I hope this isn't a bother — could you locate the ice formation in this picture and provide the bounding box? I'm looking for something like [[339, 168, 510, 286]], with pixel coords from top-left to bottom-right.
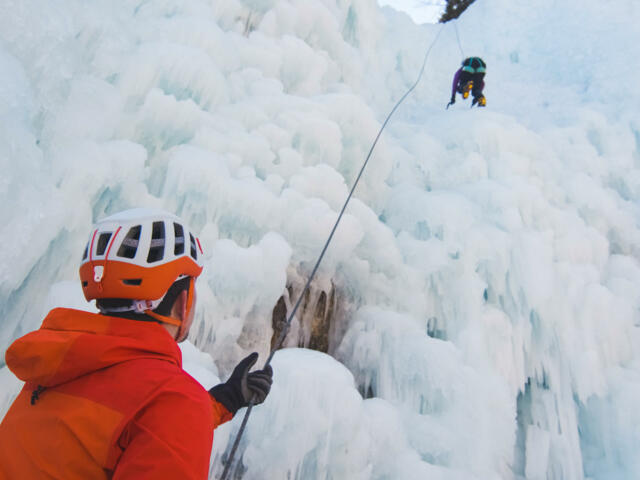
[[378, 0, 446, 24], [1, 0, 639, 479]]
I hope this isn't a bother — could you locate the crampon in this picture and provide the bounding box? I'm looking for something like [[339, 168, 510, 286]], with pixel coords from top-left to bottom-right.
[[472, 95, 486, 107]]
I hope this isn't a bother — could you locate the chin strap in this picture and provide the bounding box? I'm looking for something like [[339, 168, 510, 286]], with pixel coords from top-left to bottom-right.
[[144, 277, 194, 330], [145, 310, 182, 327]]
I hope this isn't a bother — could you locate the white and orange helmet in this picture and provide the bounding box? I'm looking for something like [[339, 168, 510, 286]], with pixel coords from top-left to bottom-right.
[[79, 208, 203, 325]]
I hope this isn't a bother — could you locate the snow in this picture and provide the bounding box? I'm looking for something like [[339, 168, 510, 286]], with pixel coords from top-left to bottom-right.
[[1, 0, 640, 479], [99, 207, 183, 223], [378, 0, 445, 24]]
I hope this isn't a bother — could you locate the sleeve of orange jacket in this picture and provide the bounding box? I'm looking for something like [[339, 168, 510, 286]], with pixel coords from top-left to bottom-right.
[[113, 382, 230, 480], [212, 395, 234, 425]]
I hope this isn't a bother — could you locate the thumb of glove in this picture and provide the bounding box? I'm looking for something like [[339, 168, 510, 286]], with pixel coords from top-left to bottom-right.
[[230, 352, 259, 402], [231, 352, 258, 379]]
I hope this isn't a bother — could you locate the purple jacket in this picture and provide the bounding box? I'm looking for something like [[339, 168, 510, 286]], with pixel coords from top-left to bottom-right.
[[451, 68, 462, 99], [451, 67, 485, 99]]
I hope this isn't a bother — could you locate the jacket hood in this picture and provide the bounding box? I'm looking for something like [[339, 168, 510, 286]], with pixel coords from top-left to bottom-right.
[[5, 308, 182, 387]]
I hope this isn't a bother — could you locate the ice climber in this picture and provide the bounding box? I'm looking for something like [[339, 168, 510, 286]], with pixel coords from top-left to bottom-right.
[[0, 208, 273, 479], [447, 57, 487, 108]]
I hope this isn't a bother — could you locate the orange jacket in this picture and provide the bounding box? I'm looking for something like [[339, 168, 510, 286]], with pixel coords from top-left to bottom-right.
[[0, 308, 232, 479]]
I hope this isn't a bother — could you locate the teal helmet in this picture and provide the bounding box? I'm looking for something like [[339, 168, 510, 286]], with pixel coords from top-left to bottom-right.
[[461, 57, 486, 74]]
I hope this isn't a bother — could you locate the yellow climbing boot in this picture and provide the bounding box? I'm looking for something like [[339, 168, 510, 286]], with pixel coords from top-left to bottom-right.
[[472, 95, 486, 108], [462, 81, 473, 99]]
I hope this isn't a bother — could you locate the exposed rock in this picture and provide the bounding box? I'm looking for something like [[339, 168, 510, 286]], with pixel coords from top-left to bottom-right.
[[270, 279, 339, 355]]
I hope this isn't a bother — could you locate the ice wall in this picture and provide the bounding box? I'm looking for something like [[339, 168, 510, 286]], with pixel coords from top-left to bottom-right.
[[378, 0, 446, 24], [1, 0, 639, 479]]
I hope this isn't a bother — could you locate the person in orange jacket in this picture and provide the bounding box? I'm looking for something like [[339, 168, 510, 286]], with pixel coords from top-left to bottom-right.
[[0, 208, 273, 479]]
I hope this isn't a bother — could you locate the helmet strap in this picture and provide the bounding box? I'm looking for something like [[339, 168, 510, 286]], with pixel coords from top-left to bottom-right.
[[144, 277, 195, 335], [186, 277, 194, 314], [145, 309, 182, 327]]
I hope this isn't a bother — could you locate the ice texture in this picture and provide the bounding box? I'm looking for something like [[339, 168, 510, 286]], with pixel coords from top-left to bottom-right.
[[378, 0, 446, 24], [1, 0, 639, 479]]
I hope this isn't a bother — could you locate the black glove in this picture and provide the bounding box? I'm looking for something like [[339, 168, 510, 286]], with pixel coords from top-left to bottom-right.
[[209, 352, 273, 414], [446, 97, 455, 109]]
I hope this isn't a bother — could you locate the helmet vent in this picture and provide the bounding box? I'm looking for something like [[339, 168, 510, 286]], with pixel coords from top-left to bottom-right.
[[189, 233, 198, 260], [117, 225, 141, 259], [174, 223, 185, 255], [122, 279, 142, 286], [96, 233, 113, 256], [147, 221, 166, 263]]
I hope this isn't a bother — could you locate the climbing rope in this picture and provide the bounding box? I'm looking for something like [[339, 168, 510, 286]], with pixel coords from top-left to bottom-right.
[[218, 23, 446, 480], [454, 21, 465, 58]]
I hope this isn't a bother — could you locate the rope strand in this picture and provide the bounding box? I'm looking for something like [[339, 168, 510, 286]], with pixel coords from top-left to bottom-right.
[[454, 21, 465, 58], [218, 24, 446, 480]]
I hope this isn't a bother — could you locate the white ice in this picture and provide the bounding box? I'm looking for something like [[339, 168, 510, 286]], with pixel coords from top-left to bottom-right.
[[1, 0, 639, 479], [378, 0, 446, 24]]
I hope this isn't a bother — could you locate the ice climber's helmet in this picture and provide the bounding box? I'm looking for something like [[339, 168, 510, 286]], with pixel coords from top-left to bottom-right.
[[461, 57, 486, 74], [79, 208, 204, 325]]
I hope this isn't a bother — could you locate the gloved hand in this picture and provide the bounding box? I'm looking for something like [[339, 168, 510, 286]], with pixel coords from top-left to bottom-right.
[[209, 352, 273, 414], [446, 97, 455, 109]]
